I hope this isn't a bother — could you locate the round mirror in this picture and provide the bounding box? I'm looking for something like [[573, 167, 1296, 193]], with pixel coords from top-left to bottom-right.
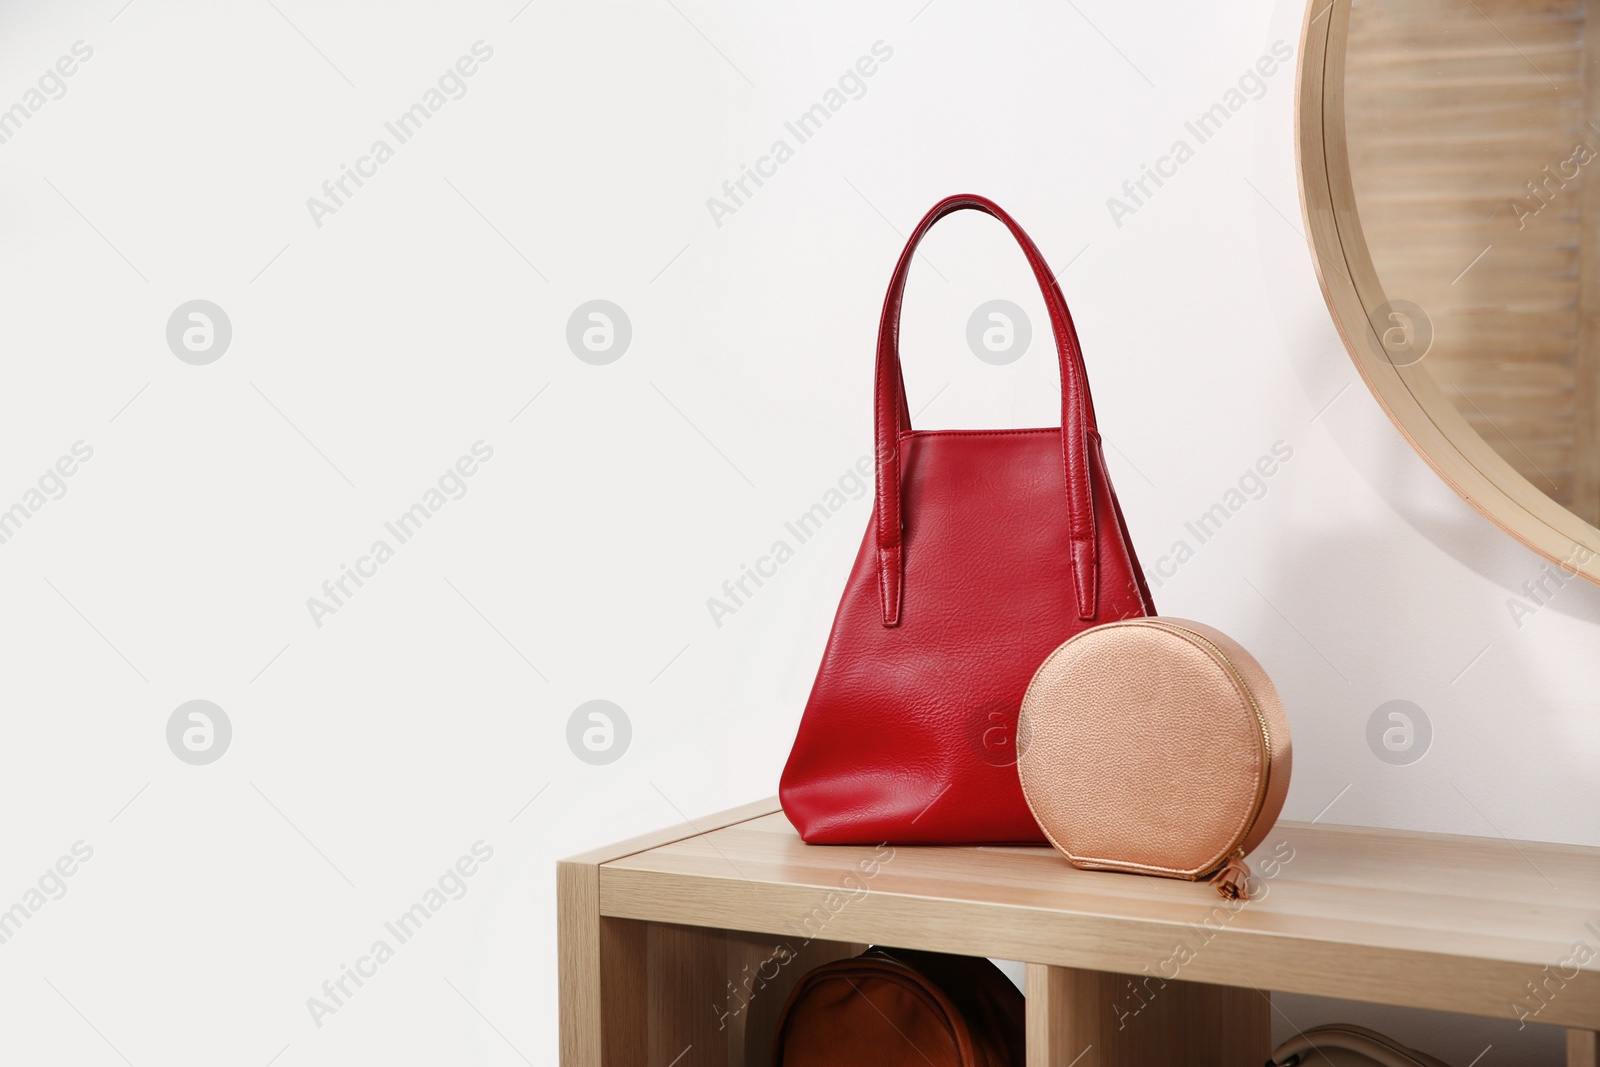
[[1296, 0, 1600, 583]]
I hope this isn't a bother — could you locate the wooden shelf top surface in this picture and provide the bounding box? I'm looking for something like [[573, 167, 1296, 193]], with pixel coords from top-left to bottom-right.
[[586, 799, 1600, 1028]]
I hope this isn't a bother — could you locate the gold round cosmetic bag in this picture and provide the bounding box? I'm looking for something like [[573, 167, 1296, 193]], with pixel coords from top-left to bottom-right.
[[1016, 618, 1292, 899]]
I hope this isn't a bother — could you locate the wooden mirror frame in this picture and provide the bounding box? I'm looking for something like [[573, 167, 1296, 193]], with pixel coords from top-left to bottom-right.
[[1294, 0, 1600, 584]]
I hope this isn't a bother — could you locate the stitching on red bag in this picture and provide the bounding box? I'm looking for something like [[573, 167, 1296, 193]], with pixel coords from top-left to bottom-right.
[[897, 427, 1057, 440], [876, 545, 896, 624]]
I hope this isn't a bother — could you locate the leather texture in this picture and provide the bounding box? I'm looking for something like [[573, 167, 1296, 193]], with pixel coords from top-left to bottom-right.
[[780, 194, 1154, 845], [772, 947, 1024, 1067], [1016, 618, 1292, 881], [1267, 1024, 1456, 1067]]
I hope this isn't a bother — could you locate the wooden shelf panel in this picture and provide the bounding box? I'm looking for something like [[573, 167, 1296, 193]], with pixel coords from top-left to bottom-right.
[[598, 804, 1600, 1029]]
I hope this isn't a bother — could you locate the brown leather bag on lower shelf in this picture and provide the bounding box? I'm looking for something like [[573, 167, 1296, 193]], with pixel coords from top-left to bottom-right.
[[773, 947, 1024, 1067]]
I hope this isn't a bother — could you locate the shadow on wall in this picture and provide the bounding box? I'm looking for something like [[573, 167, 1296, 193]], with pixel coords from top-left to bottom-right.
[[1324, 367, 1600, 630], [1257, 195, 1600, 634], [1245, 14, 1600, 631]]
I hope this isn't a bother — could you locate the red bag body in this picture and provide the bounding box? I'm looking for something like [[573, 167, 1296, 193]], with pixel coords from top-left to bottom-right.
[[780, 195, 1155, 844]]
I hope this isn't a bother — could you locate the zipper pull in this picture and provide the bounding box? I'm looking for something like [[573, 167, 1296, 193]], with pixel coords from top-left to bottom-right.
[[1210, 850, 1251, 901]]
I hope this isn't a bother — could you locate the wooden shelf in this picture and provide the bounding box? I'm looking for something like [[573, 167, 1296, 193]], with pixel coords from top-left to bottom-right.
[[560, 798, 1600, 1066]]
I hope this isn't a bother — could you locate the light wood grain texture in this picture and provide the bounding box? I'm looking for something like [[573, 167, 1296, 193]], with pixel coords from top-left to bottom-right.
[[1295, 0, 1600, 581], [1025, 964, 1268, 1067], [601, 811, 1600, 1029], [559, 798, 785, 1067], [1345, 0, 1586, 516], [558, 860, 646, 1067], [1577, 0, 1600, 523], [1571, 1028, 1599, 1067], [647, 923, 727, 1067]]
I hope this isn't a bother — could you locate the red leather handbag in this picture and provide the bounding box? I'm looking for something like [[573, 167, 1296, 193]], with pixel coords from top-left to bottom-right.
[[780, 194, 1155, 844]]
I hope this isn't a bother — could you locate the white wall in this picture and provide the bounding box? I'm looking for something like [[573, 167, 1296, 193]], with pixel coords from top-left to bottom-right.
[[0, 1, 1593, 1064]]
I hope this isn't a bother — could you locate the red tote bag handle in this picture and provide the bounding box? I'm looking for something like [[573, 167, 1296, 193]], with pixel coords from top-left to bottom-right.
[[873, 194, 1100, 626]]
